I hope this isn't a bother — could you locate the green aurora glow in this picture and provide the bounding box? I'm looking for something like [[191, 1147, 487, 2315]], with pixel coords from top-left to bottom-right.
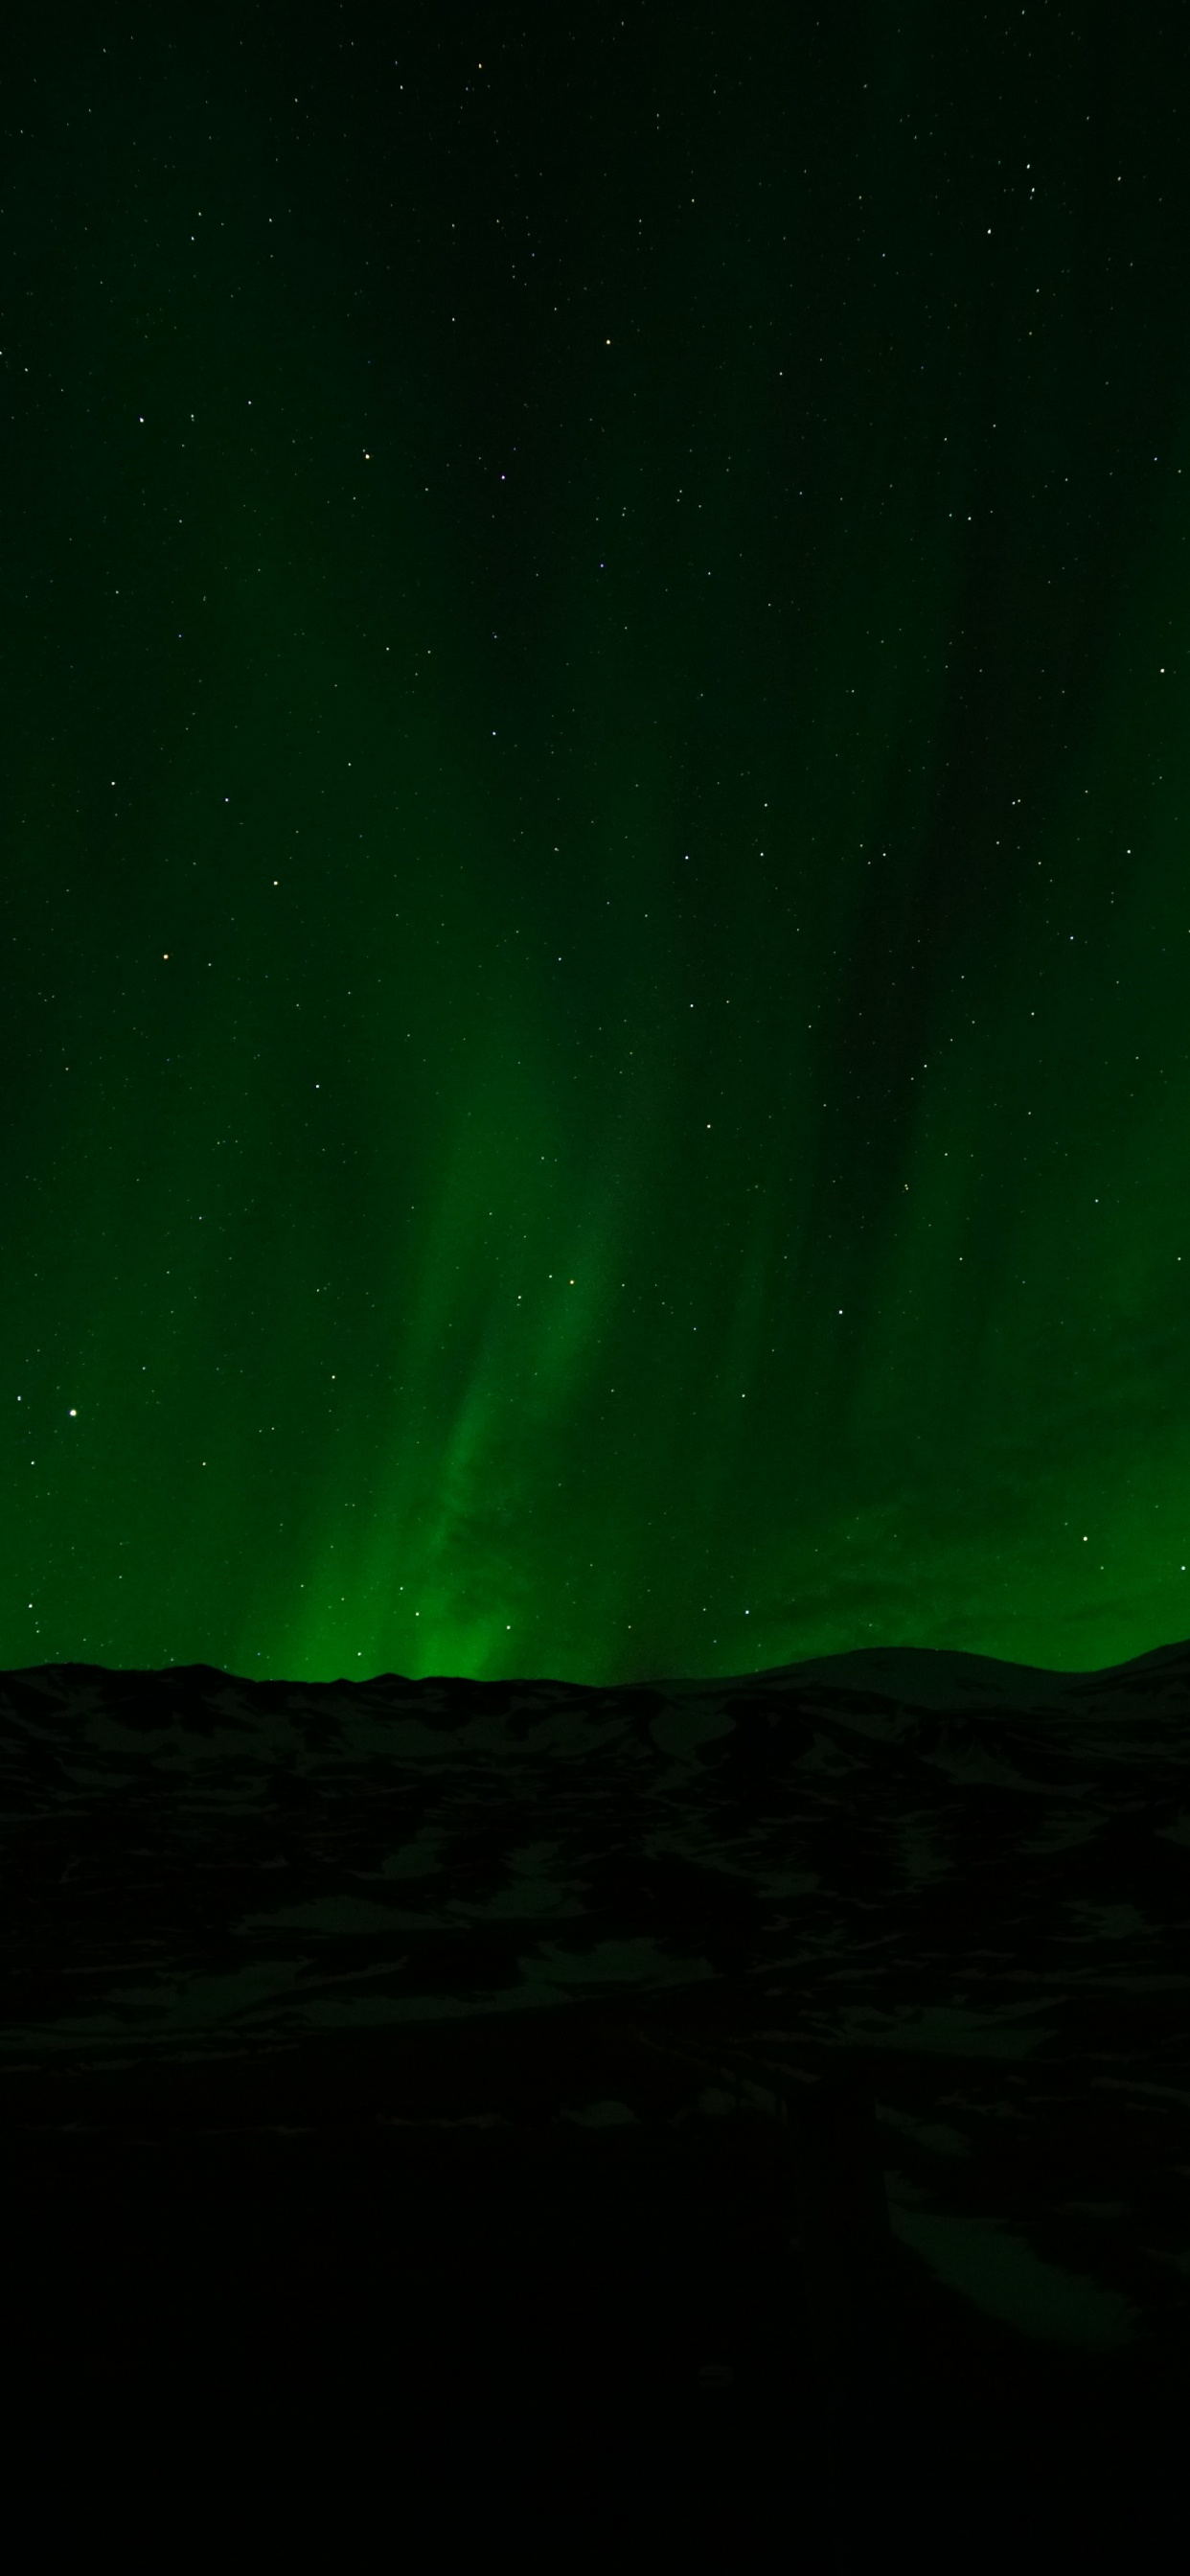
[[5, 8, 1190, 1684]]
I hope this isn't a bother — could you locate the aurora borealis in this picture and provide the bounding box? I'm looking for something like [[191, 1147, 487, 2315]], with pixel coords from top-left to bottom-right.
[[5, 5, 1190, 1687]]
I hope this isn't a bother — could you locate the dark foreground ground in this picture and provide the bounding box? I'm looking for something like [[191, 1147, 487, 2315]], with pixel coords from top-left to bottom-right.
[[3, 1644, 1187, 2565], [3, 2019, 1183, 2573]]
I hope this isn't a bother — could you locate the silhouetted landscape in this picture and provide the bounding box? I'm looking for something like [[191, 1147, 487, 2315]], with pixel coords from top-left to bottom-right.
[[3, 1642, 1186, 2566]]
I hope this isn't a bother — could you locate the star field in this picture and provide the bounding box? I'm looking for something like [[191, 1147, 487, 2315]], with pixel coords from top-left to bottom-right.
[[3, 6, 1190, 1684]]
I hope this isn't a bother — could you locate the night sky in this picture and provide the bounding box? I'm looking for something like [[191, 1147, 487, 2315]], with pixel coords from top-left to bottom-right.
[[5, 5, 1190, 1687]]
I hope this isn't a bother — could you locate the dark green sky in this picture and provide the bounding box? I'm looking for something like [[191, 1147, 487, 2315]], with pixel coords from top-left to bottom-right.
[[4, 4, 1190, 1684]]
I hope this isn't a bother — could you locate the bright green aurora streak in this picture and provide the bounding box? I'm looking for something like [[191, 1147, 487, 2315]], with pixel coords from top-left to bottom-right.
[[4, 11, 1190, 1683]]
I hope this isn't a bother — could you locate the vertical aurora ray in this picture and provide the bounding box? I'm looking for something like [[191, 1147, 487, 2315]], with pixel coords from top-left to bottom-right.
[[4, 7, 1190, 1683]]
